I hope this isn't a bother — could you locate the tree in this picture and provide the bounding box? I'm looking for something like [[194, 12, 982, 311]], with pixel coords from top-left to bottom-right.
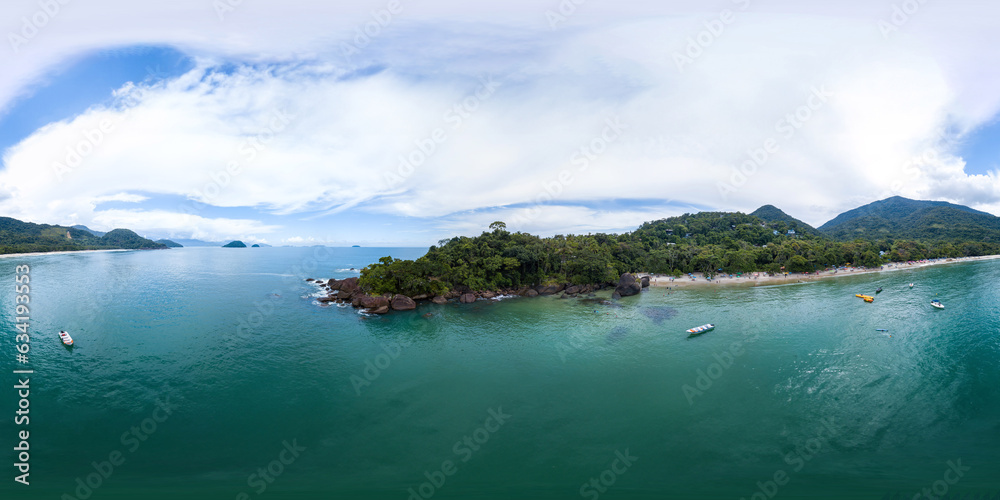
[[489, 221, 507, 233]]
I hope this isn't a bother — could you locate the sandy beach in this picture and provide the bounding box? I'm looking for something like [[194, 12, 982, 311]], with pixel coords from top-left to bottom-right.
[[641, 254, 1000, 288]]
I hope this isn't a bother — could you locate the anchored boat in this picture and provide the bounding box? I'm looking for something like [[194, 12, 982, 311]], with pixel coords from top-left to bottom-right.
[[59, 330, 74, 346], [930, 299, 944, 310], [687, 324, 715, 335]]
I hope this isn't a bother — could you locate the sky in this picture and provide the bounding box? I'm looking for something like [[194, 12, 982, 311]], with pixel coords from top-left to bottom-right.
[[1, 0, 999, 246]]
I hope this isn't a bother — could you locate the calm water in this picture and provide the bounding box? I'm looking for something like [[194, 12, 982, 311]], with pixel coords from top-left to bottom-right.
[[1, 248, 999, 499]]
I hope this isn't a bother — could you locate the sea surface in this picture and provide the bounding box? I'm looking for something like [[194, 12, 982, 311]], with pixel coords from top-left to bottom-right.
[[1, 247, 999, 499]]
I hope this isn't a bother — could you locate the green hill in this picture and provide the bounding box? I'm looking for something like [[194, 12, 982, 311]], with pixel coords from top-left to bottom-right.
[[750, 205, 821, 236], [0, 217, 166, 254], [819, 196, 1000, 242]]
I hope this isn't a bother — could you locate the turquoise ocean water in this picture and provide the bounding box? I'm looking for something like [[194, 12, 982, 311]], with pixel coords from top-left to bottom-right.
[[1, 247, 999, 499]]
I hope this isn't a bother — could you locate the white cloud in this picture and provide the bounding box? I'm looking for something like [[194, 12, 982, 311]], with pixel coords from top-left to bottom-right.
[[2, 2, 1000, 243]]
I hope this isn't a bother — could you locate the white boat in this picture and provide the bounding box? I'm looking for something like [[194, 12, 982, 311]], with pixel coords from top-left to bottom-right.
[[59, 330, 74, 346], [909, 283, 914, 288], [687, 324, 715, 335], [930, 300, 944, 310]]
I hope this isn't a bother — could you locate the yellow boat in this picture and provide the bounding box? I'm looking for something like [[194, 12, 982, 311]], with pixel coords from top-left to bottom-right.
[[855, 294, 874, 303]]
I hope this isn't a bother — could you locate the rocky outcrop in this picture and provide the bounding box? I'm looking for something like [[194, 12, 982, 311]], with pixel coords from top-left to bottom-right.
[[460, 293, 477, 304], [432, 296, 448, 305], [391, 295, 417, 311], [614, 273, 641, 298], [360, 295, 390, 310], [481, 291, 497, 299], [565, 285, 582, 295]]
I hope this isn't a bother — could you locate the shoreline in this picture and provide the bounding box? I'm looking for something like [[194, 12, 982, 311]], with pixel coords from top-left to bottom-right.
[[641, 254, 1000, 288], [0, 248, 135, 259]]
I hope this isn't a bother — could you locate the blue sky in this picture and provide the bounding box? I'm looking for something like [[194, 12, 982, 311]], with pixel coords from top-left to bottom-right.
[[1, 1, 999, 246]]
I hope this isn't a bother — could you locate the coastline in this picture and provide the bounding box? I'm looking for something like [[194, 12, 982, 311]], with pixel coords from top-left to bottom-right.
[[0, 248, 135, 259], [641, 254, 1000, 288]]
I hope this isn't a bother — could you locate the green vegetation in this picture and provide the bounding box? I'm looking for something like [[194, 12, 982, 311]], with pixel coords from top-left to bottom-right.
[[157, 239, 184, 248], [751, 205, 821, 236], [0, 217, 166, 254], [223, 240, 248, 248], [819, 196, 1000, 242], [360, 207, 1000, 296]]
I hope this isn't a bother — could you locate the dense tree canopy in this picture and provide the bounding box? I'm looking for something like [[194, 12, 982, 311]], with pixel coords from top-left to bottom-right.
[[359, 211, 1000, 295]]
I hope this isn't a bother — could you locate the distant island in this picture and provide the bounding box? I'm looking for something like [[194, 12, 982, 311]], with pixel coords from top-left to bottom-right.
[[1, 217, 167, 254], [310, 197, 1000, 314], [223, 240, 248, 248], [157, 239, 184, 248], [251, 243, 260, 248]]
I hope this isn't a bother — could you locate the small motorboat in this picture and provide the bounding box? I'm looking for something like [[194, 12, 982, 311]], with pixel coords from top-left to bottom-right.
[[875, 287, 883, 294], [930, 299, 944, 310], [855, 294, 874, 303], [59, 330, 74, 346], [686, 324, 715, 335], [876, 329, 889, 332], [909, 283, 914, 288]]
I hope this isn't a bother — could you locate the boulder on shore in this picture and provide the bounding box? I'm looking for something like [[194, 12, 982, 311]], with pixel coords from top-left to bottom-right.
[[360, 295, 390, 310], [391, 295, 417, 311], [340, 277, 360, 294], [565, 285, 582, 295], [460, 293, 477, 304], [432, 296, 448, 305], [524, 289, 539, 297], [370, 306, 390, 314], [641, 276, 650, 288], [614, 273, 642, 298], [481, 291, 497, 299]]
